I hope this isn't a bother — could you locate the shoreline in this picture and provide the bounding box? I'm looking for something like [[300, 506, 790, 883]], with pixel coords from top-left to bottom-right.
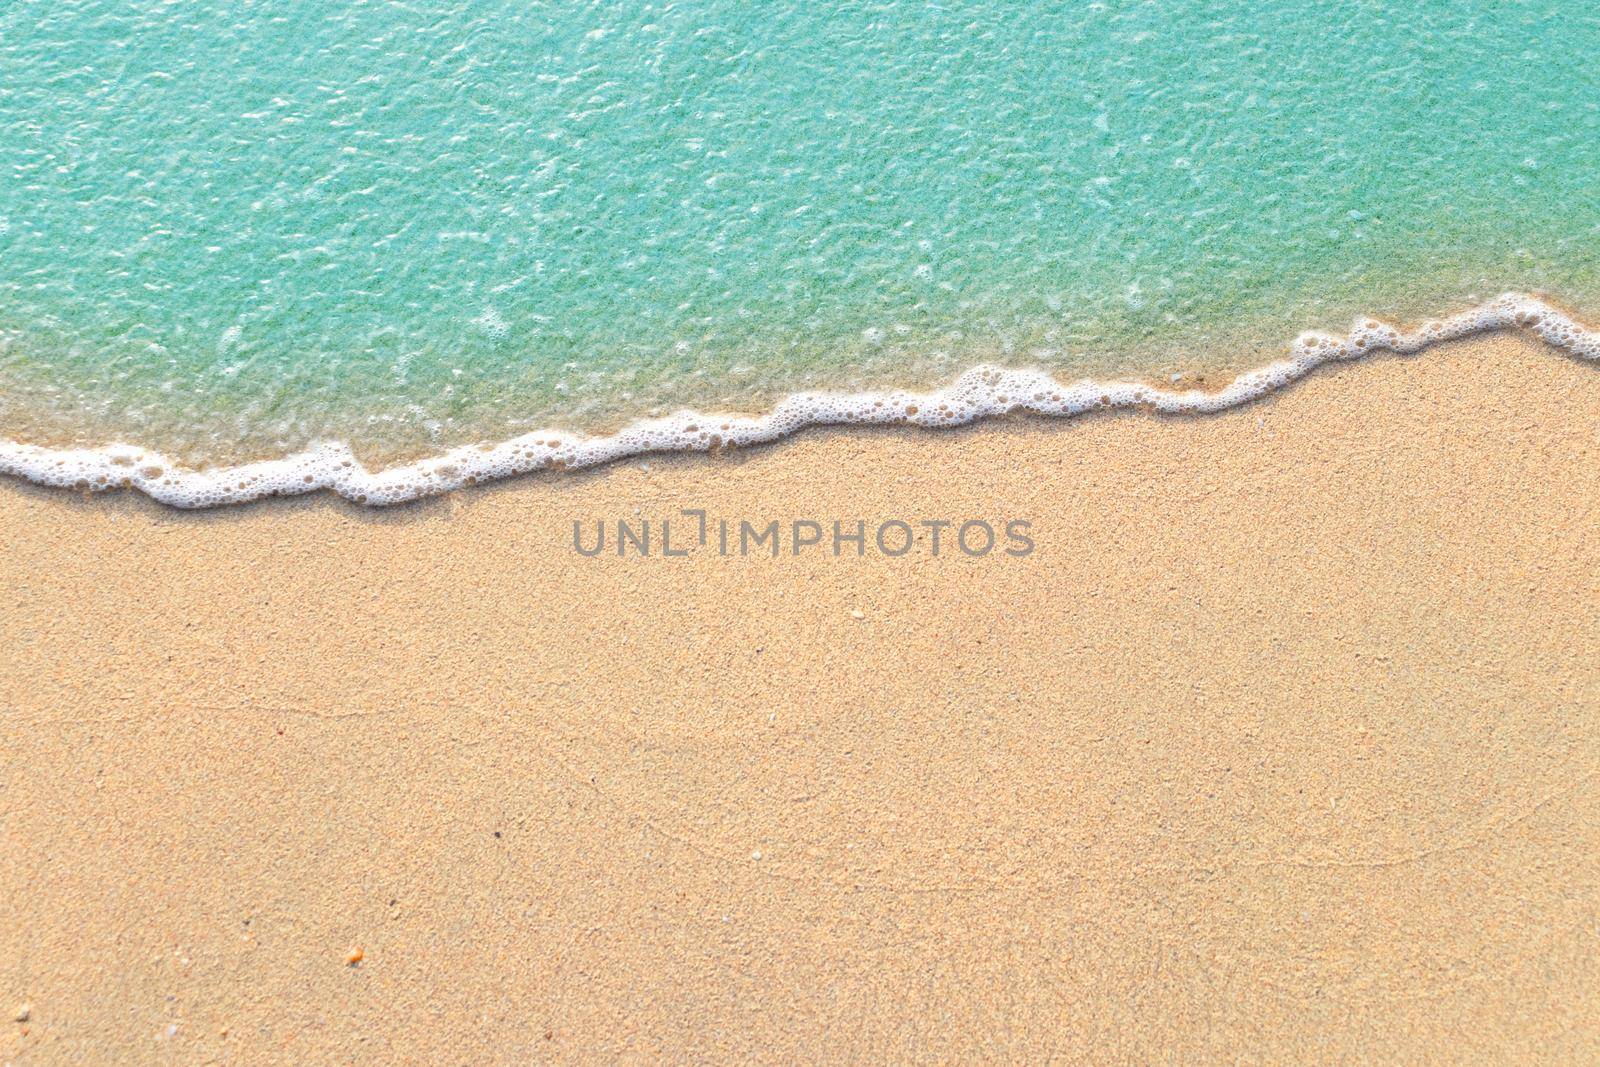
[[3, 329, 1597, 1060], [1, 291, 1596, 508]]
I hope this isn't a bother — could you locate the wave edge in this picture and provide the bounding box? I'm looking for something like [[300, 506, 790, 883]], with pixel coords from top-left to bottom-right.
[[2, 292, 1595, 508]]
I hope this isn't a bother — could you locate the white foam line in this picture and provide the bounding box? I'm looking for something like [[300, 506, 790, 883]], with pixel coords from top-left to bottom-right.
[[1, 292, 1595, 508]]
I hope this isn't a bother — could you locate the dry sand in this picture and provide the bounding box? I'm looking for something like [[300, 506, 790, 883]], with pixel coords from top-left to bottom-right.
[[2, 333, 1598, 1063]]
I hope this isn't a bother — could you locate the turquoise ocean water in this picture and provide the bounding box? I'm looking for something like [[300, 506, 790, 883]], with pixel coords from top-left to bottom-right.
[[2, 0, 1598, 473]]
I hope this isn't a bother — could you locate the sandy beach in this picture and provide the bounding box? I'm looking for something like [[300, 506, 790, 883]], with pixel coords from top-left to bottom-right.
[[2, 332, 1597, 1062]]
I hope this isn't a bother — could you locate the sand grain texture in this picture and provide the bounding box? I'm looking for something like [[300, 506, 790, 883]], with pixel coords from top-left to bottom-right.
[[2, 334, 1598, 1063]]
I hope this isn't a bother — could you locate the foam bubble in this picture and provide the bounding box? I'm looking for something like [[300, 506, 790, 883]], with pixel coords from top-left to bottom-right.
[[0, 293, 1593, 508], [470, 307, 509, 338]]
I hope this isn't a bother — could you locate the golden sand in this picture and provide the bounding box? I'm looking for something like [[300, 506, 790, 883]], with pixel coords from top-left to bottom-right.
[[2, 334, 1597, 1062]]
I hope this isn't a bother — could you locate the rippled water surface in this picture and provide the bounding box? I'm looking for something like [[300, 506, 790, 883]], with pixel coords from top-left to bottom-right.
[[3, 0, 1598, 465]]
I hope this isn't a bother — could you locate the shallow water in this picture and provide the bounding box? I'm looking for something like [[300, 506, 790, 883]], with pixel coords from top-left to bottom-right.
[[3, 0, 1598, 472]]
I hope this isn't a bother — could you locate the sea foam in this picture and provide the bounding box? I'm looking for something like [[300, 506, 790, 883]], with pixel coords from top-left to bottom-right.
[[1, 293, 1594, 508]]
